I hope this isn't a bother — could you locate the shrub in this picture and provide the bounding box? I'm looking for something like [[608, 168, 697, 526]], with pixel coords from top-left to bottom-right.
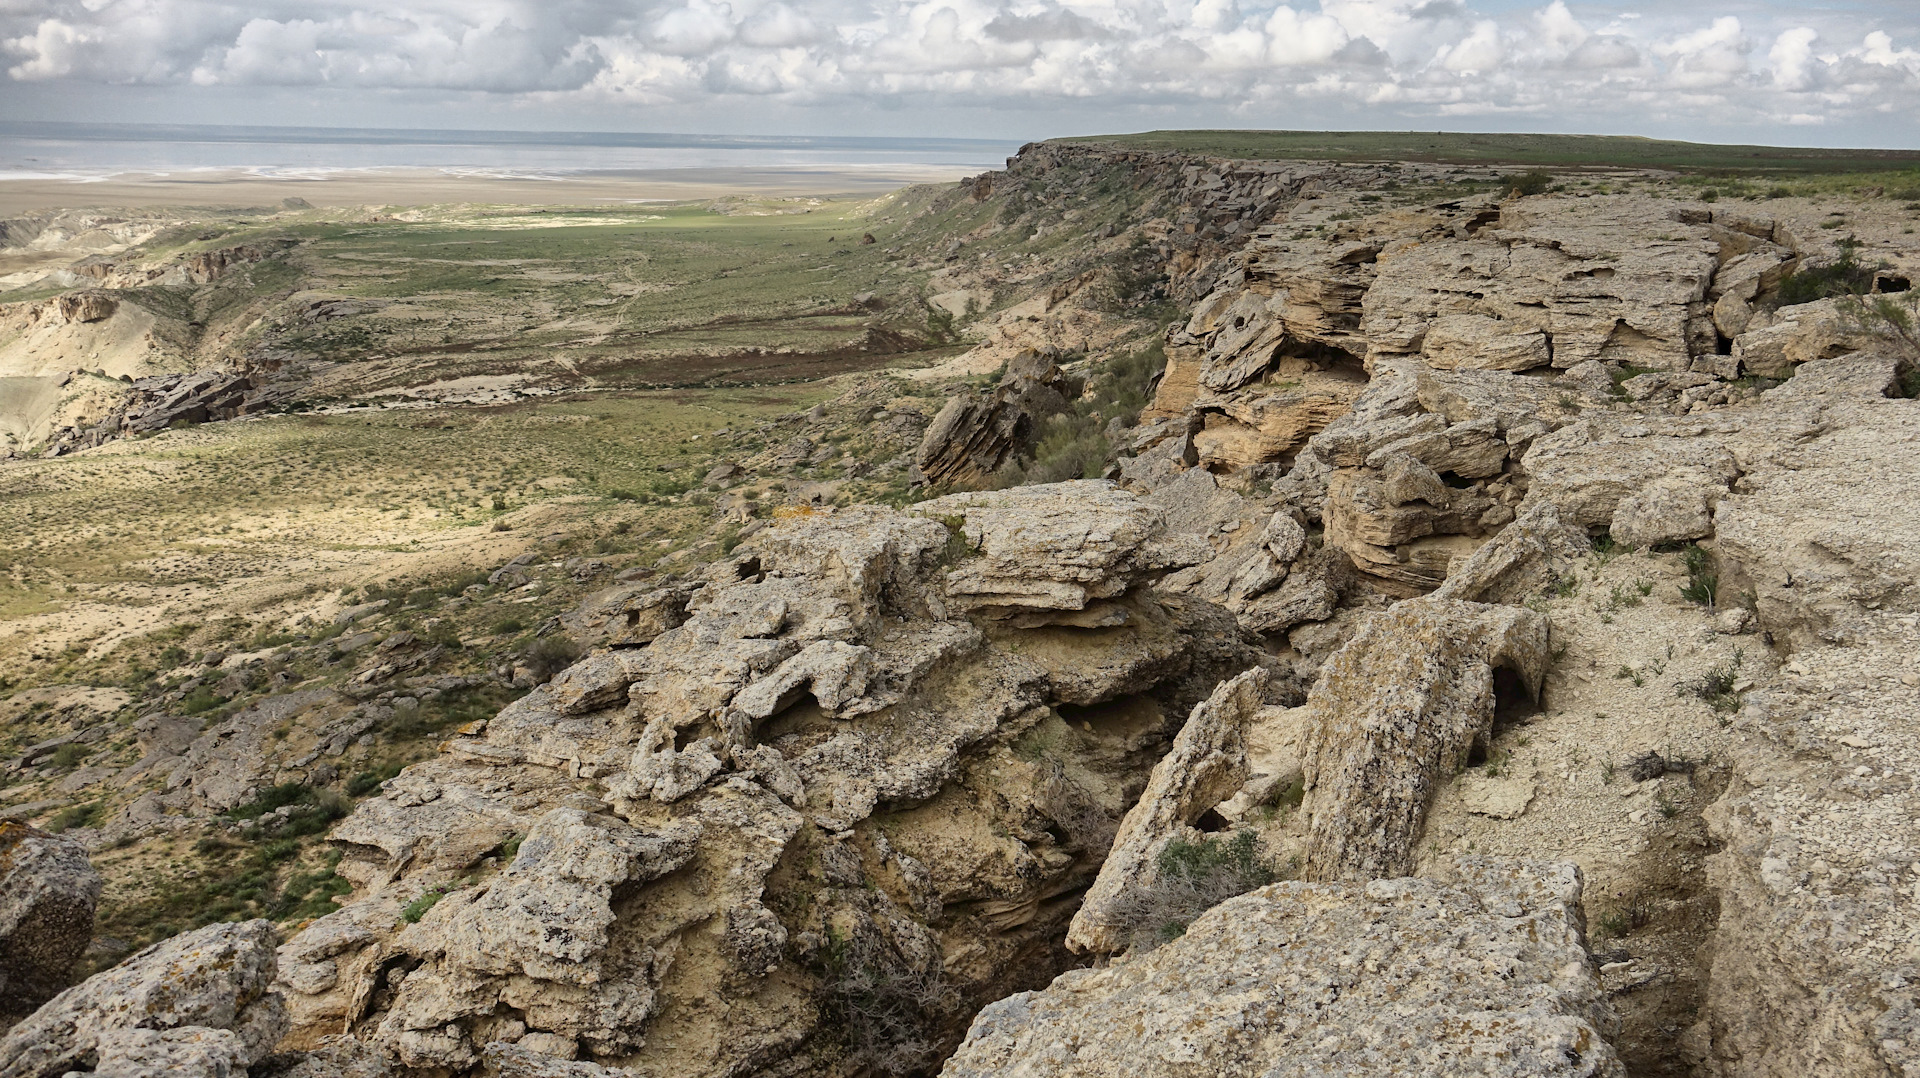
[[1107, 830, 1281, 953], [227, 783, 348, 839], [1679, 543, 1718, 608], [981, 343, 1168, 491], [49, 743, 92, 769], [1837, 292, 1920, 395], [228, 783, 317, 821], [924, 305, 957, 344], [400, 886, 454, 924], [270, 853, 352, 921], [1777, 238, 1878, 305], [179, 686, 226, 715], [346, 761, 405, 797], [1683, 654, 1744, 713], [521, 634, 583, 681], [47, 801, 104, 833], [1503, 170, 1553, 197], [813, 938, 963, 1077]]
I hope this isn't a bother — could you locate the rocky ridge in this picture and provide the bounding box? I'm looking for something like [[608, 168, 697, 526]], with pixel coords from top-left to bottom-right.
[[2, 143, 1918, 1078]]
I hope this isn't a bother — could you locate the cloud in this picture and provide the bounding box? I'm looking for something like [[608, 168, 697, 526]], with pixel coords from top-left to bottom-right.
[[2, 0, 1918, 136], [6, 18, 91, 79], [1768, 26, 1817, 90], [984, 8, 1111, 43], [1654, 15, 1749, 89]]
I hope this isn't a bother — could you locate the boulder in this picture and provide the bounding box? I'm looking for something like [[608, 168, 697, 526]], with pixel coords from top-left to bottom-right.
[[0, 822, 100, 1017], [561, 584, 694, 649], [916, 481, 1206, 619], [1609, 477, 1717, 548], [914, 349, 1077, 488], [945, 858, 1623, 1078], [84, 1027, 253, 1078], [1522, 423, 1739, 533], [0, 919, 287, 1078], [1732, 298, 1865, 379], [1299, 599, 1548, 881], [1322, 453, 1507, 591], [54, 291, 116, 325], [436, 809, 701, 986], [1431, 500, 1588, 605]]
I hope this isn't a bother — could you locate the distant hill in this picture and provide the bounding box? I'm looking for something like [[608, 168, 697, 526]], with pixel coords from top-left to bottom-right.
[[1054, 129, 1920, 174]]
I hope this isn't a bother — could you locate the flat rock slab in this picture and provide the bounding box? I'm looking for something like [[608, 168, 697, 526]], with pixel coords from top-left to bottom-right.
[[943, 858, 1623, 1078]]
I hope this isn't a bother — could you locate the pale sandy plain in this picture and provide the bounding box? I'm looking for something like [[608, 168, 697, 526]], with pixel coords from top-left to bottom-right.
[[0, 163, 982, 216]]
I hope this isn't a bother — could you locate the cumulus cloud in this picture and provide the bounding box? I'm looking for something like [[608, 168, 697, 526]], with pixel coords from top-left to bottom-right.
[[2, 0, 1919, 132]]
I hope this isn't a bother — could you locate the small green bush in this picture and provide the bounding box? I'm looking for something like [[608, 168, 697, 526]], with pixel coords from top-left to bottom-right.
[[1108, 830, 1283, 952], [924, 305, 957, 344], [936, 515, 977, 568], [47, 801, 104, 833], [1777, 238, 1878, 305], [1683, 652, 1744, 713], [522, 634, 582, 681], [400, 886, 454, 924], [1679, 543, 1718, 608], [49, 743, 92, 769], [1503, 170, 1553, 196], [228, 783, 317, 821], [271, 853, 351, 921], [179, 686, 226, 715]]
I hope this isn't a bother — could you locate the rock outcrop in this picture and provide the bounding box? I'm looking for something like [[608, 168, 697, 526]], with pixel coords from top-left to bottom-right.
[[45, 370, 271, 456], [1145, 467, 1342, 636], [22, 142, 1920, 1078], [946, 858, 1622, 1078], [914, 349, 1078, 487], [0, 823, 101, 1018], [53, 291, 116, 325], [916, 480, 1207, 626], [0, 919, 287, 1078], [276, 484, 1267, 1074]]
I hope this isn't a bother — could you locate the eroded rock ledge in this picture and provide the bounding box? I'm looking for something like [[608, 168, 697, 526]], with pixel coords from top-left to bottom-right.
[[948, 858, 1622, 1078], [269, 481, 1272, 1075]]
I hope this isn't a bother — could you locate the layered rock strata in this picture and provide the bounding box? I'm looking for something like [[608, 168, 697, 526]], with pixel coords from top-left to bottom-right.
[[915, 349, 1079, 488], [272, 483, 1268, 1074]]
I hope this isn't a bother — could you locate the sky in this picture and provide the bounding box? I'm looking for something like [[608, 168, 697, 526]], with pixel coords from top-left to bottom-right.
[[2, 0, 1919, 147]]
